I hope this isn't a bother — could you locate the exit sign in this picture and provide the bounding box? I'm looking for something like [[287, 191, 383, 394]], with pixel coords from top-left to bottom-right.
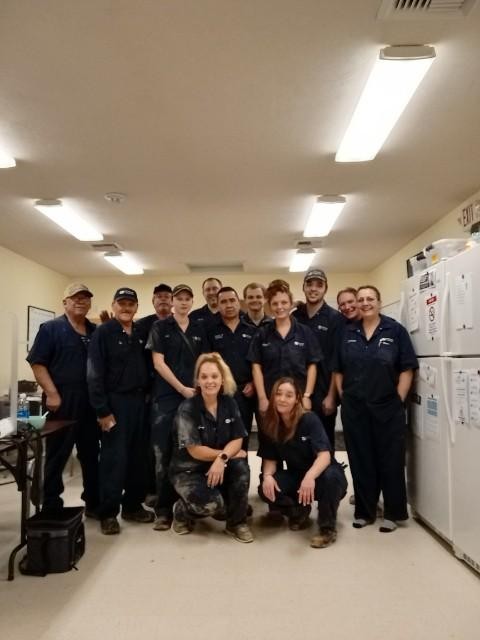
[[458, 200, 480, 230]]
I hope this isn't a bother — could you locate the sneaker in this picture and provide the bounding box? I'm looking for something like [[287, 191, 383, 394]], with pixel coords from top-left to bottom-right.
[[225, 523, 254, 543], [172, 517, 194, 535], [288, 505, 311, 531], [121, 507, 155, 523], [101, 517, 120, 535], [310, 527, 337, 549], [153, 515, 172, 531]]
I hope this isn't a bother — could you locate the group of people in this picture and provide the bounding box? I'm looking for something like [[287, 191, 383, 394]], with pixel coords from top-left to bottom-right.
[[27, 269, 418, 549]]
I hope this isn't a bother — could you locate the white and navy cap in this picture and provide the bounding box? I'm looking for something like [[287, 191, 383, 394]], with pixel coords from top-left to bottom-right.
[[113, 287, 138, 302]]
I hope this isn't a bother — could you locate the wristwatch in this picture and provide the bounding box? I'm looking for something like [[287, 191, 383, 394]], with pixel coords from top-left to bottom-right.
[[218, 452, 229, 463]]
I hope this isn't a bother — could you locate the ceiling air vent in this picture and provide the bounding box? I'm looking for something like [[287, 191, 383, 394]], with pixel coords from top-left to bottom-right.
[[186, 263, 244, 273], [91, 242, 123, 252], [377, 0, 477, 20]]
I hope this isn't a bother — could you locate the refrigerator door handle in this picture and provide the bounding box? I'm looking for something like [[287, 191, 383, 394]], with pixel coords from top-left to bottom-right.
[[440, 271, 451, 355], [441, 357, 455, 445]]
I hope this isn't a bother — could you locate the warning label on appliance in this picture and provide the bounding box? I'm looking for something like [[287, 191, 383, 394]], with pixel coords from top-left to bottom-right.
[[425, 293, 439, 337]]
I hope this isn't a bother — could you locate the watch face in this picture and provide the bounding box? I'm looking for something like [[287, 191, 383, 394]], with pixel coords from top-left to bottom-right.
[[220, 453, 228, 461]]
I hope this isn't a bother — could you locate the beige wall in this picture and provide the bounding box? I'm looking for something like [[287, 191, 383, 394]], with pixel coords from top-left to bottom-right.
[[370, 187, 480, 306], [78, 271, 369, 321], [0, 245, 69, 386]]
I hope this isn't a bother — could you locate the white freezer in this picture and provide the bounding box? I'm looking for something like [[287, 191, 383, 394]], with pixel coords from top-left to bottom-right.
[[407, 358, 453, 542], [448, 359, 480, 574], [401, 242, 480, 358]]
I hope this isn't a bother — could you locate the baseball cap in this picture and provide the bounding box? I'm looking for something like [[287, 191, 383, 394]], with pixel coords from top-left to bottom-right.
[[172, 284, 194, 297], [113, 287, 138, 302], [304, 269, 327, 283], [153, 283, 173, 295], [63, 283, 93, 299]]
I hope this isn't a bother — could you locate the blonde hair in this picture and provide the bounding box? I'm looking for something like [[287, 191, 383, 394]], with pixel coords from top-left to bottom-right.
[[194, 352, 237, 397]]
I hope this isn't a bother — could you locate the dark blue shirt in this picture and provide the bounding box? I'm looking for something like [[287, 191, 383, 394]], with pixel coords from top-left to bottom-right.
[[243, 313, 273, 328], [207, 317, 256, 387], [87, 319, 149, 417], [27, 315, 96, 388], [170, 394, 247, 474], [189, 304, 220, 328], [293, 302, 342, 399], [332, 314, 418, 407], [257, 411, 331, 475], [146, 316, 209, 408], [247, 317, 322, 396]]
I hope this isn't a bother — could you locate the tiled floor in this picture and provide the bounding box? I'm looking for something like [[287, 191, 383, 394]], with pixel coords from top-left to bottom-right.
[[0, 452, 479, 639]]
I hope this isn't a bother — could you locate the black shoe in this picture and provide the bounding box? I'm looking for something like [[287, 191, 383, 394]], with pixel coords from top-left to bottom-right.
[[101, 517, 120, 535], [288, 505, 312, 531], [121, 507, 155, 523]]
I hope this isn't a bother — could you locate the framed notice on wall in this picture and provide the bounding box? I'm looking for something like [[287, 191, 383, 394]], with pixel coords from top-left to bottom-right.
[[27, 306, 55, 351]]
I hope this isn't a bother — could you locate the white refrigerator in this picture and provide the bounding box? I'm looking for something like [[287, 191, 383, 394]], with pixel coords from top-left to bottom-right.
[[401, 241, 480, 574]]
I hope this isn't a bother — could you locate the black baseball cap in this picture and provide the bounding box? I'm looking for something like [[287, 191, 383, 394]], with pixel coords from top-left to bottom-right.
[[113, 287, 138, 302], [153, 283, 172, 295], [304, 268, 327, 283], [172, 284, 194, 297]]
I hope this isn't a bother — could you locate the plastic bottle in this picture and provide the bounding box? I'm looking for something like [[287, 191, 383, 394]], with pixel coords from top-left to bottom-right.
[[17, 393, 30, 422]]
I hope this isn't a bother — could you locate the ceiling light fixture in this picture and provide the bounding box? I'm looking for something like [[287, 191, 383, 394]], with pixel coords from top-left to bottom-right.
[[33, 199, 103, 241], [289, 245, 316, 273], [0, 150, 16, 168], [103, 251, 144, 275], [304, 195, 347, 237], [335, 45, 436, 162]]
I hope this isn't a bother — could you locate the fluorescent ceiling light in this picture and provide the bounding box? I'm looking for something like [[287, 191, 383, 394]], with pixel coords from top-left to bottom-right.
[[33, 199, 103, 241], [0, 150, 16, 168], [336, 45, 436, 162], [304, 195, 346, 237], [289, 248, 316, 273], [104, 252, 144, 275]]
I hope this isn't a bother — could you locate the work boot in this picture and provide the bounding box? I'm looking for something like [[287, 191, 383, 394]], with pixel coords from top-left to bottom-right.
[[225, 523, 254, 543], [310, 527, 337, 549], [101, 517, 120, 535], [288, 505, 311, 531], [153, 514, 172, 531]]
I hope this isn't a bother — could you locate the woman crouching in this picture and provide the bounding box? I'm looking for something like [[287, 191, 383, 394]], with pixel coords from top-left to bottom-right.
[[169, 352, 254, 543], [259, 377, 347, 548]]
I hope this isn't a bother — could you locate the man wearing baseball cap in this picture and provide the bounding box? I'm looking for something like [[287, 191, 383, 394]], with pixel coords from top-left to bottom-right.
[[293, 269, 343, 450], [146, 283, 209, 531], [87, 287, 153, 534], [27, 282, 100, 516]]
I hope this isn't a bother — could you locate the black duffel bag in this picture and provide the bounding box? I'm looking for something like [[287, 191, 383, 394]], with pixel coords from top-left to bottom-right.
[[19, 506, 85, 576]]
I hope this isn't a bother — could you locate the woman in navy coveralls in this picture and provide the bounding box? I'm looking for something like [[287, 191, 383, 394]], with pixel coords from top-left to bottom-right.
[[333, 285, 418, 532]]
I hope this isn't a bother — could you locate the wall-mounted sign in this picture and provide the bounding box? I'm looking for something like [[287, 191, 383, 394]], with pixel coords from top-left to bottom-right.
[[457, 200, 480, 230]]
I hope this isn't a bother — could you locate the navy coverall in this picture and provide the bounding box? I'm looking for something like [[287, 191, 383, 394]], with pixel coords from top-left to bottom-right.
[[293, 302, 343, 450], [27, 315, 100, 513], [87, 318, 149, 519], [332, 315, 418, 523], [146, 316, 209, 518], [258, 412, 347, 528], [207, 316, 257, 449], [169, 395, 249, 527], [247, 317, 322, 396]]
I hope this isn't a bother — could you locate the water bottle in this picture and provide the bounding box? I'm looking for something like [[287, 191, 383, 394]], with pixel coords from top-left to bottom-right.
[[17, 393, 30, 422]]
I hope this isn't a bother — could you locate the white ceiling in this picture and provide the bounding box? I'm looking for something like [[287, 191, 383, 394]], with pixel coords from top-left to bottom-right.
[[1, 0, 479, 277]]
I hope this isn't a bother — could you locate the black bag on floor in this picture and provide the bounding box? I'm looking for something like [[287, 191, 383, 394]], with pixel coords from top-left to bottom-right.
[[19, 506, 85, 576]]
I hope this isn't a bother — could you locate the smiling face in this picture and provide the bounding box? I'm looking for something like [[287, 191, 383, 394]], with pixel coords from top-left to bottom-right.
[[197, 361, 223, 399], [338, 291, 359, 321], [203, 279, 221, 306], [63, 292, 92, 319], [172, 292, 193, 316], [218, 290, 241, 321], [269, 291, 292, 320], [273, 381, 297, 418], [112, 298, 138, 324], [357, 287, 381, 320], [303, 278, 327, 305], [244, 287, 266, 314]]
